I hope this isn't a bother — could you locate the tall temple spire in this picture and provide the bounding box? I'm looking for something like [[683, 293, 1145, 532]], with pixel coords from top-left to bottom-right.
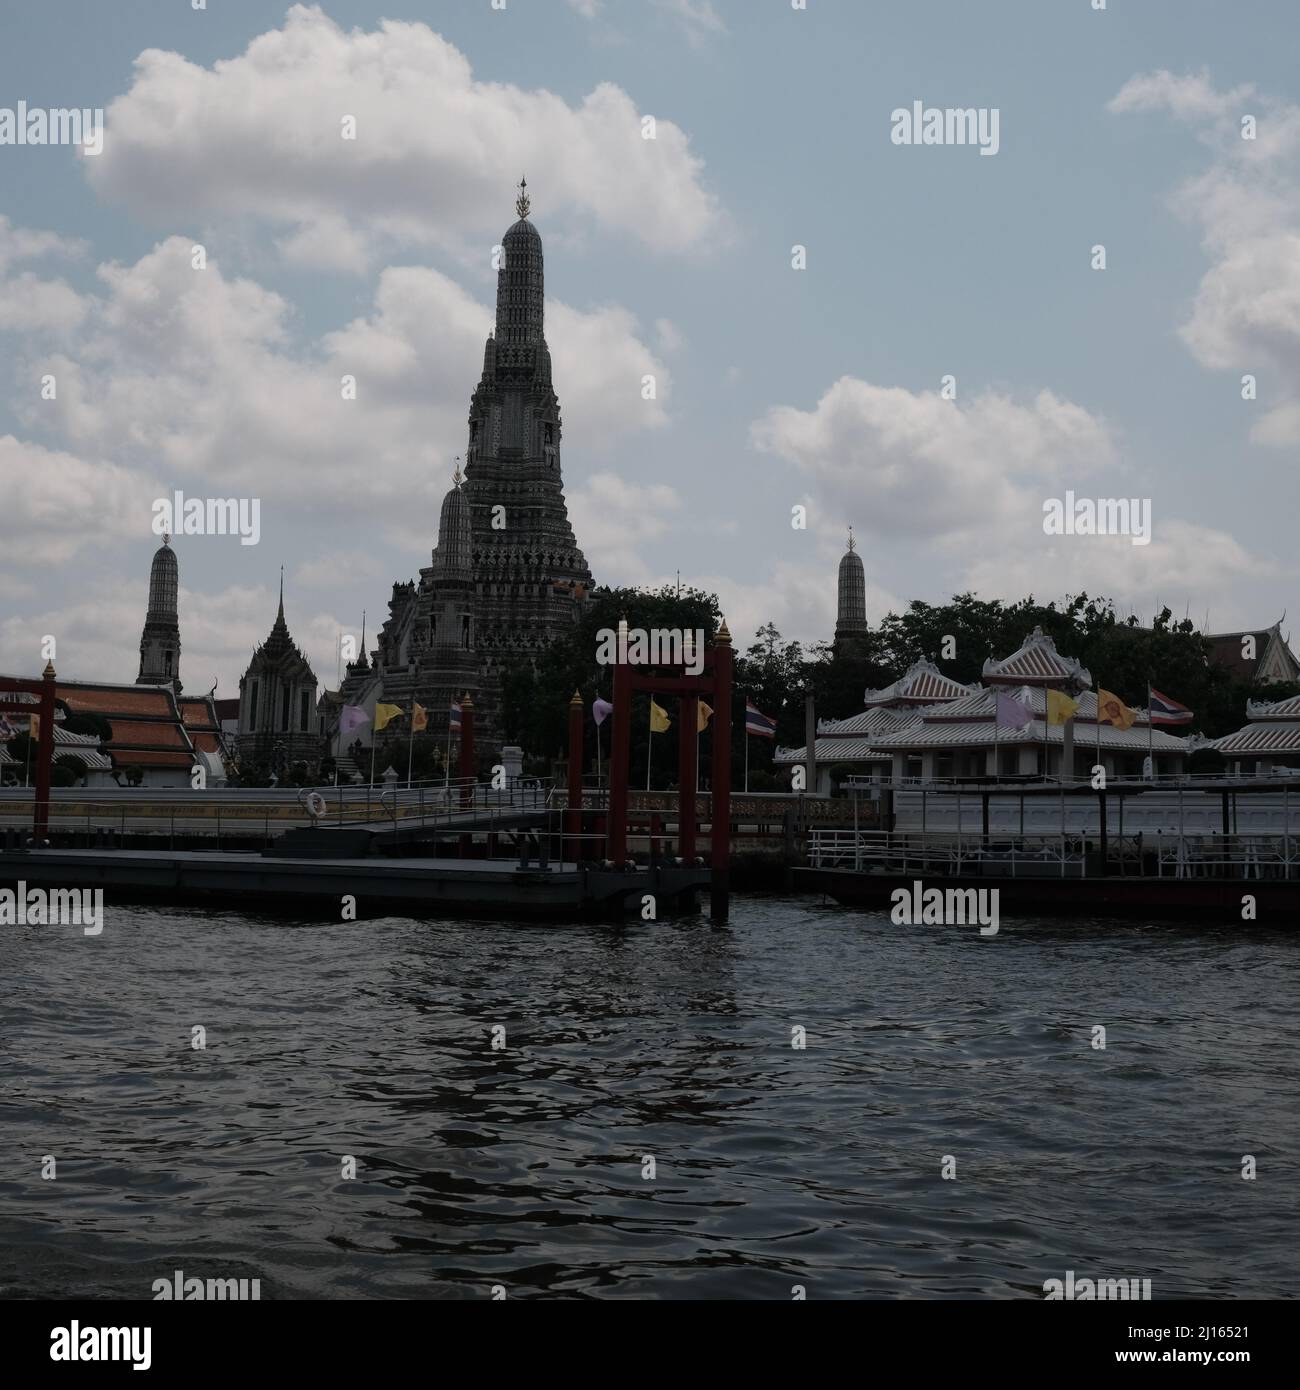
[[136, 534, 182, 691], [834, 527, 868, 653], [496, 179, 545, 345]]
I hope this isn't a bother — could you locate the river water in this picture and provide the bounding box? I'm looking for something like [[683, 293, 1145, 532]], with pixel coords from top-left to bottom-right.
[[1, 895, 1297, 1299]]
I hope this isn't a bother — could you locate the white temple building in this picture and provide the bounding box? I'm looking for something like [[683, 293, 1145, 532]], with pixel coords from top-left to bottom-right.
[[778, 628, 1188, 791]]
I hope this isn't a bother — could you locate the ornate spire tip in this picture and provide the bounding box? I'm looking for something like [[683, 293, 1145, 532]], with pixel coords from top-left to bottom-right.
[[515, 176, 530, 220]]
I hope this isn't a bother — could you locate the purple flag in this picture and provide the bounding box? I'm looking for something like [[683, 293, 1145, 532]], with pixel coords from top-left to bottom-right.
[[995, 691, 1032, 729], [593, 698, 614, 726], [340, 704, 370, 736]]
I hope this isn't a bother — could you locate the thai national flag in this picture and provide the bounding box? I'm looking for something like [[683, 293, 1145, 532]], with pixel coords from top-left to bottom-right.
[[745, 700, 776, 739], [449, 701, 462, 733], [0, 714, 15, 740], [1148, 687, 1193, 726]]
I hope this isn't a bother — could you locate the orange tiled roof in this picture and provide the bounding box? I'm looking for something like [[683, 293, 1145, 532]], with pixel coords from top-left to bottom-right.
[[113, 749, 194, 769], [59, 685, 175, 717]]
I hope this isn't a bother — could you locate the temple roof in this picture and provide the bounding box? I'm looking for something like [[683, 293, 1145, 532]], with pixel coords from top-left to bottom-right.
[[982, 626, 1092, 688], [1, 676, 205, 771], [1211, 692, 1300, 756], [863, 658, 977, 708], [1205, 621, 1299, 684]]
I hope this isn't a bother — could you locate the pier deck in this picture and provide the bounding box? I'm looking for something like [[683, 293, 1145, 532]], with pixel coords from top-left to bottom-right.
[[0, 847, 709, 919]]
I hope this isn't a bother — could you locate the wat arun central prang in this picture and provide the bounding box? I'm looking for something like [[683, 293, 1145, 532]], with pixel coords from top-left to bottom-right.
[[353, 183, 593, 754]]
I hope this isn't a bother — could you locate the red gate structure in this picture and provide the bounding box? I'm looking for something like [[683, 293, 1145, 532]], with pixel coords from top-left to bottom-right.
[[604, 619, 733, 920], [0, 661, 58, 842]]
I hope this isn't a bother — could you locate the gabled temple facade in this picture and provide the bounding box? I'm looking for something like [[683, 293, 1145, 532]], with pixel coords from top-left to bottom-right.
[[236, 581, 319, 771], [775, 658, 977, 791]]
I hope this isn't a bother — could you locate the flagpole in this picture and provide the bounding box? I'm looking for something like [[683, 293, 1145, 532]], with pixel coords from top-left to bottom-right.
[[369, 733, 376, 788], [744, 729, 749, 794], [445, 711, 453, 792], [1148, 683, 1154, 781], [406, 708, 415, 789], [647, 724, 653, 792]]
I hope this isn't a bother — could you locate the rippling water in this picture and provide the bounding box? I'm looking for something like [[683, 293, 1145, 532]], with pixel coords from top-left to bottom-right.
[[1, 895, 1297, 1299]]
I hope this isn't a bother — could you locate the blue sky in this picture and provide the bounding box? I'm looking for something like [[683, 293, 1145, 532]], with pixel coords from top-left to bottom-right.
[[2, 0, 1298, 697]]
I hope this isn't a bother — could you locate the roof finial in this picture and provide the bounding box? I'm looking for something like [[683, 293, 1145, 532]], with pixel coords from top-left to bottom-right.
[[516, 175, 530, 220], [847, 526, 855, 553], [453, 456, 462, 487], [162, 532, 170, 547], [277, 565, 285, 621]]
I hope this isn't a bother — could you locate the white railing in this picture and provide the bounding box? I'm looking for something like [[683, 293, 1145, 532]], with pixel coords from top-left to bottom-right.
[[807, 828, 1300, 880]]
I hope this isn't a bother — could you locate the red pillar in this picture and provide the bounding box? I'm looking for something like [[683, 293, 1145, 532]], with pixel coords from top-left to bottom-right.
[[709, 623, 733, 920], [677, 693, 697, 860], [33, 661, 56, 844], [566, 690, 584, 863], [608, 627, 632, 864]]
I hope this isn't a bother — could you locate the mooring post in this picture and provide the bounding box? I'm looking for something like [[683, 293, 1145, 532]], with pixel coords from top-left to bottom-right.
[[608, 620, 632, 863], [678, 692, 697, 860], [710, 621, 733, 921], [33, 660, 56, 844], [566, 690, 584, 864]]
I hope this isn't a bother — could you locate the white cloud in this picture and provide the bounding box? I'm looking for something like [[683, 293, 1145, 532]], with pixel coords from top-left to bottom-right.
[[750, 377, 1117, 543], [654, 0, 727, 46], [1112, 69, 1300, 444], [567, 471, 681, 581], [1, 238, 669, 533], [961, 520, 1274, 621], [1108, 69, 1255, 124], [0, 215, 86, 276], [654, 316, 684, 354], [0, 435, 156, 570], [87, 5, 724, 266]]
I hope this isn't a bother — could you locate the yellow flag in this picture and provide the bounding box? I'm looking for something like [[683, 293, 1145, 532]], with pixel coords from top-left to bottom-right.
[[28, 713, 39, 740], [411, 702, 428, 732], [649, 698, 671, 733], [1046, 689, 1079, 726], [1096, 689, 1136, 731], [374, 703, 404, 732], [697, 701, 713, 733]]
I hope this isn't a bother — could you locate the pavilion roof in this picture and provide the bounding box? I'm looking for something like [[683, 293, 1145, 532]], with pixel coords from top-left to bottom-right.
[[982, 627, 1092, 688], [863, 658, 977, 708]]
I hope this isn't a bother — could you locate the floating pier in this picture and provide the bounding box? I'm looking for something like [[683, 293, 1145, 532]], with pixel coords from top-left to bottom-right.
[[0, 845, 709, 919]]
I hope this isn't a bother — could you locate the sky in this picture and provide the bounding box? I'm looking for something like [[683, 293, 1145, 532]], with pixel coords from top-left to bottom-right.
[[1, 0, 1298, 699]]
